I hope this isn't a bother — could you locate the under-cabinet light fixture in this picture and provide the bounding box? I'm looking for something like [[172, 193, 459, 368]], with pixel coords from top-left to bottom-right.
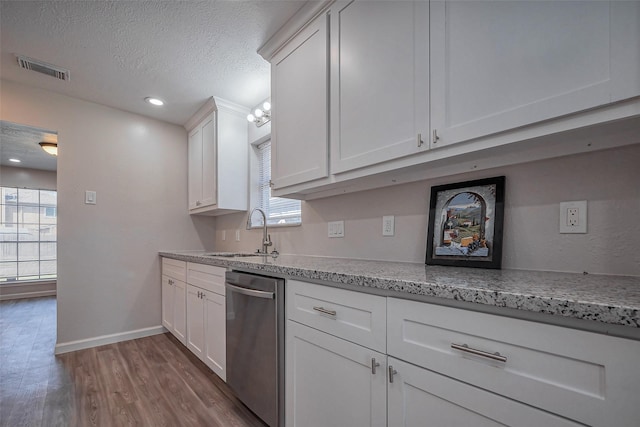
[[39, 142, 58, 156], [247, 101, 271, 127]]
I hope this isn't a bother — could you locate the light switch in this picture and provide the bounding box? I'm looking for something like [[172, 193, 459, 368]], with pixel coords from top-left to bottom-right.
[[85, 191, 97, 205]]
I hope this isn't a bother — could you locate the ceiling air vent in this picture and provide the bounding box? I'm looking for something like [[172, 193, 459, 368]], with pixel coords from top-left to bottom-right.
[[16, 55, 70, 81]]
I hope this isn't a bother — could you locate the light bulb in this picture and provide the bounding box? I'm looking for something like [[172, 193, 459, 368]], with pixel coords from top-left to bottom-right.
[[145, 97, 164, 106], [263, 101, 271, 111], [247, 114, 255, 123], [254, 108, 264, 118]]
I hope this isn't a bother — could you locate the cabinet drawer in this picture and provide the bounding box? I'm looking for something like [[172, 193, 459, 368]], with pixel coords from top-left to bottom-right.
[[162, 257, 186, 282], [287, 280, 386, 353], [387, 298, 640, 427], [187, 263, 226, 295]]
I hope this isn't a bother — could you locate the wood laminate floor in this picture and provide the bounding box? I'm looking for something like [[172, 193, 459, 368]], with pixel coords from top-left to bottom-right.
[[0, 296, 267, 427]]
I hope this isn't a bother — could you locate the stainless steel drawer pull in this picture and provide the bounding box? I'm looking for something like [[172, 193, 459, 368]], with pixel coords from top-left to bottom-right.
[[451, 343, 507, 363], [312, 306, 337, 317], [388, 365, 397, 383], [371, 358, 380, 375]]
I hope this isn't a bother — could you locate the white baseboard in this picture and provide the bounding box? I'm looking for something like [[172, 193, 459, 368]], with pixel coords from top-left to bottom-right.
[[0, 290, 57, 301], [54, 325, 167, 355]]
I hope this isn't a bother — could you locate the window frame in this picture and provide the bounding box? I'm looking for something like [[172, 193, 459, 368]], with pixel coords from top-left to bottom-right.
[[0, 186, 57, 283], [248, 137, 302, 229]]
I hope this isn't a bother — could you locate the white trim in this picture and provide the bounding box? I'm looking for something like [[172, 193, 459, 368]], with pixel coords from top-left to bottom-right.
[[0, 290, 56, 301], [214, 96, 250, 117], [184, 97, 216, 132], [54, 325, 167, 355], [258, 0, 334, 60]]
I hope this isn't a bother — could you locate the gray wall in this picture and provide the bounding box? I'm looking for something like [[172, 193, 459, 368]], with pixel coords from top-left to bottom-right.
[[1, 167, 57, 190], [0, 80, 216, 346], [215, 143, 640, 277]]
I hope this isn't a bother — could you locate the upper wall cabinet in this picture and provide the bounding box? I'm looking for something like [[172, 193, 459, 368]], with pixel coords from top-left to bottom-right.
[[330, 1, 429, 173], [271, 13, 329, 189], [259, 0, 640, 200], [185, 97, 249, 215], [429, 0, 640, 148]]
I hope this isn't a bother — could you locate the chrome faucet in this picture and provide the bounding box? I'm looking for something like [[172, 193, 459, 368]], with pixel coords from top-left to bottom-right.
[[247, 208, 273, 255]]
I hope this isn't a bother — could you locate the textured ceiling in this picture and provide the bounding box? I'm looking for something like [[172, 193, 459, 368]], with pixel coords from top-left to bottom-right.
[[0, 121, 58, 171], [0, 0, 305, 126]]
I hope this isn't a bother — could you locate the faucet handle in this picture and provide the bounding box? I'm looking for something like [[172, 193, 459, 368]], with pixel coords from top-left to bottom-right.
[[264, 234, 273, 246]]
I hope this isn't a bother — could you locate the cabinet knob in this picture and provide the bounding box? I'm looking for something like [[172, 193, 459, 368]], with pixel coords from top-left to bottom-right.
[[432, 129, 440, 144], [388, 365, 398, 383], [417, 133, 424, 147], [371, 358, 380, 375]]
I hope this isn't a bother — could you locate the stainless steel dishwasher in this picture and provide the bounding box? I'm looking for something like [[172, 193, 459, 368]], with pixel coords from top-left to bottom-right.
[[225, 271, 284, 427]]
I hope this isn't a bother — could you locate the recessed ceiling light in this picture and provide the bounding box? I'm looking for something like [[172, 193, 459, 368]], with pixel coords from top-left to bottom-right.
[[9, 158, 21, 163], [145, 97, 164, 106]]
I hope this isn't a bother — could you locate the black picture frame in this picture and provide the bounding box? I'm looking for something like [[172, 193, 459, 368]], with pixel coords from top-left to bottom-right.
[[426, 176, 505, 269]]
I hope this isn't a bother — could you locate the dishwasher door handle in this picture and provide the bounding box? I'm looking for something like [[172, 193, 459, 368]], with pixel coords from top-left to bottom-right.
[[226, 283, 275, 299]]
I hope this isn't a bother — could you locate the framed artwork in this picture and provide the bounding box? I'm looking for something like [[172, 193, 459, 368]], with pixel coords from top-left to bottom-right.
[[426, 176, 505, 269]]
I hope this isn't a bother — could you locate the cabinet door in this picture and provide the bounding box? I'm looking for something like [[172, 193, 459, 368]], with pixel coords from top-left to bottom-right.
[[204, 291, 226, 381], [186, 285, 205, 360], [188, 127, 203, 210], [330, 0, 429, 173], [271, 12, 329, 189], [199, 114, 217, 208], [172, 279, 187, 345], [161, 275, 174, 331], [286, 321, 386, 427], [387, 357, 583, 427], [430, 0, 640, 148]]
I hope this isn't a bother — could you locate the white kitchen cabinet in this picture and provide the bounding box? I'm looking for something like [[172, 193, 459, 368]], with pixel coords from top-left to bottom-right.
[[286, 320, 386, 427], [329, 0, 429, 173], [186, 97, 248, 215], [285, 280, 387, 427], [260, 0, 640, 200], [186, 284, 206, 358], [387, 357, 583, 427], [161, 258, 187, 345], [387, 297, 640, 427], [429, 0, 640, 148], [185, 263, 227, 380], [270, 11, 329, 190]]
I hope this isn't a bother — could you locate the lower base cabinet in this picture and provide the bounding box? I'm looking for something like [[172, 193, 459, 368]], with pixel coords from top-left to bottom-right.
[[285, 280, 640, 427], [161, 258, 187, 345], [186, 263, 226, 381], [285, 321, 386, 427], [387, 357, 582, 427]]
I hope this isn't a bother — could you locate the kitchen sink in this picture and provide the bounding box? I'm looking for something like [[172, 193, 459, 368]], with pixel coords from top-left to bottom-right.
[[202, 252, 264, 258]]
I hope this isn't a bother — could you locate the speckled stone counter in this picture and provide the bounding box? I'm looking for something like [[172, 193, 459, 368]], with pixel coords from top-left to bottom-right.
[[159, 251, 640, 330]]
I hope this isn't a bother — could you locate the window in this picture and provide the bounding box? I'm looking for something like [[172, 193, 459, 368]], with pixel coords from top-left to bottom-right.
[[251, 141, 302, 227], [0, 187, 57, 282]]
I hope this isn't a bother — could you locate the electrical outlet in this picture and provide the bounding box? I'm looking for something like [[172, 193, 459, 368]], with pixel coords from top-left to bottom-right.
[[560, 201, 587, 233], [235, 230, 240, 241], [383, 216, 395, 236], [328, 221, 345, 238], [222, 230, 226, 241], [567, 208, 579, 227]]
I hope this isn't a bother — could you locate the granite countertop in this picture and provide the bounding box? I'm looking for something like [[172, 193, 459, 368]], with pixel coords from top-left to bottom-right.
[[159, 250, 640, 329]]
